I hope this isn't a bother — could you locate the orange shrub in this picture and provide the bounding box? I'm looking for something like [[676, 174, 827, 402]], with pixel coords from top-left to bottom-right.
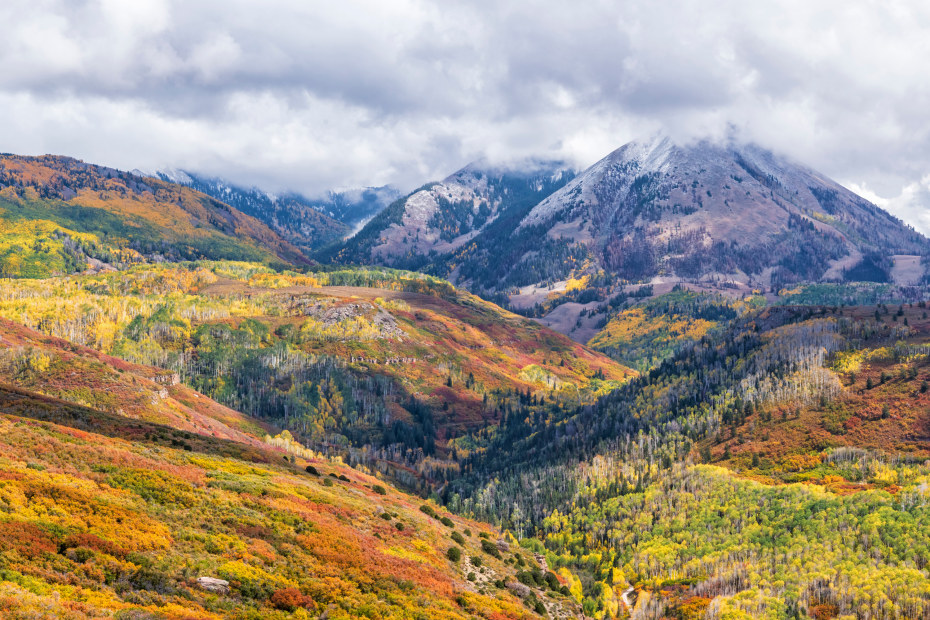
[[0, 521, 56, 559], [271, 587, 310, 612], [62, 532, 126, 558]]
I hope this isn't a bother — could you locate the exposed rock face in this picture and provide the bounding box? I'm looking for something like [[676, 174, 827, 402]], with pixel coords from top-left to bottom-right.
[[507, 581, 532, 598], [289, 298, 406, 341], [197, 576, 230, 594], [534, 552, 549, 573], [332, 159, 575, 270]]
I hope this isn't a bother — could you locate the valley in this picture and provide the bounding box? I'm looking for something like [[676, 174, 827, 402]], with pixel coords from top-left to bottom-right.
[[2, 137, 930, 619]]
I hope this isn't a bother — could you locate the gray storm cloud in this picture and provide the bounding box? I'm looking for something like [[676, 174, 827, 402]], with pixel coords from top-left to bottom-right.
[[0, 0, 928, 230]]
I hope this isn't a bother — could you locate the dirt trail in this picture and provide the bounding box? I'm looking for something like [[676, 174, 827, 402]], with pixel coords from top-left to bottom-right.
[[621, 586, 635, 610]]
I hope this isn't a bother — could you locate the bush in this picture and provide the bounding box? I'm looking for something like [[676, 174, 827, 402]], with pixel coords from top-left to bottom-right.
[[217, 561, 293, 600], [372, 484, 387, 495], [440, 516, 454, 527], [395, 522, 405, 531], [447, 547, 462, 562], [481, 539, 502, 559], [380, 512, 392, 520], [451, 531, 466, 546], [463, 528, 472, 536], [271, 587, 305, 612], [419, 504, 437, 518], [530, 568, 544, 586], [304, 465, 319, 476], [470, 556, 482, 567], [544, 571, 560, 591]]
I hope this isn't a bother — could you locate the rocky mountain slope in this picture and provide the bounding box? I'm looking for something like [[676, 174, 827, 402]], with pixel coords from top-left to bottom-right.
[[518, 134, 928, 290], [324, 137, 930, 342], [325, 159, 576, 276], [155, 170, 401, 251]]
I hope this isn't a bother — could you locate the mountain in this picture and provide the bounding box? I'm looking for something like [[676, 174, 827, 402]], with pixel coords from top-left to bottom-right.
[[0, 154, 308, 277], [156, 169, 401, 251], [9, 144, 930, 620], [324, 159, 576, 279], [324, 137, 930, 341], [517, 134, 928, 291]]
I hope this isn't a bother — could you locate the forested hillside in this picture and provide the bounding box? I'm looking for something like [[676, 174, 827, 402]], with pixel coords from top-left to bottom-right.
[[0, 155, 308, 278], [0, 261, 632, 491], [0, 262, 605, 618], [429, 289, 930, 617]]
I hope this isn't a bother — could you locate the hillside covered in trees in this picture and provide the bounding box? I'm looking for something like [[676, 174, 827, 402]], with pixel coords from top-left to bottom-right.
[[0, 263, 605, 618], [436, 291, 930, 617], [0, 261, 632, 490]]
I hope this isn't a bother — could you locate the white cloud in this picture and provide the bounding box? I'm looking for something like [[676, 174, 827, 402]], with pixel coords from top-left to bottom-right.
[[845, 177, 930, 236], [0, 0, 927, 229]]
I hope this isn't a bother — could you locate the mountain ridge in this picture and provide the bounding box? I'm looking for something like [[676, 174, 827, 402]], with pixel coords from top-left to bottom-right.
[[323, 135, 930, 341], [324, 159, 577, 275], [0, 154, 309, 277], [149, 169, 402, 251]]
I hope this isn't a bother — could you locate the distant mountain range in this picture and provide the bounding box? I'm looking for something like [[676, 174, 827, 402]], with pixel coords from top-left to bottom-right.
[[5, 140, 928, 340], [152, 169, 401, 252], [321, 135, 930, 320]]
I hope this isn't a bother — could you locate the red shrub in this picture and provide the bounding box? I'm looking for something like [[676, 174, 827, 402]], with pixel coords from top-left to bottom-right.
[[62, 532, 126, 558], [270, 587, 308, 612], [0, 521, 56, 559]]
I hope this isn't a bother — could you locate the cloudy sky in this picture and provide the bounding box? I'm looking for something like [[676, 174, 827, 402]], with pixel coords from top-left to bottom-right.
[[2, 0, 929, 229]]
